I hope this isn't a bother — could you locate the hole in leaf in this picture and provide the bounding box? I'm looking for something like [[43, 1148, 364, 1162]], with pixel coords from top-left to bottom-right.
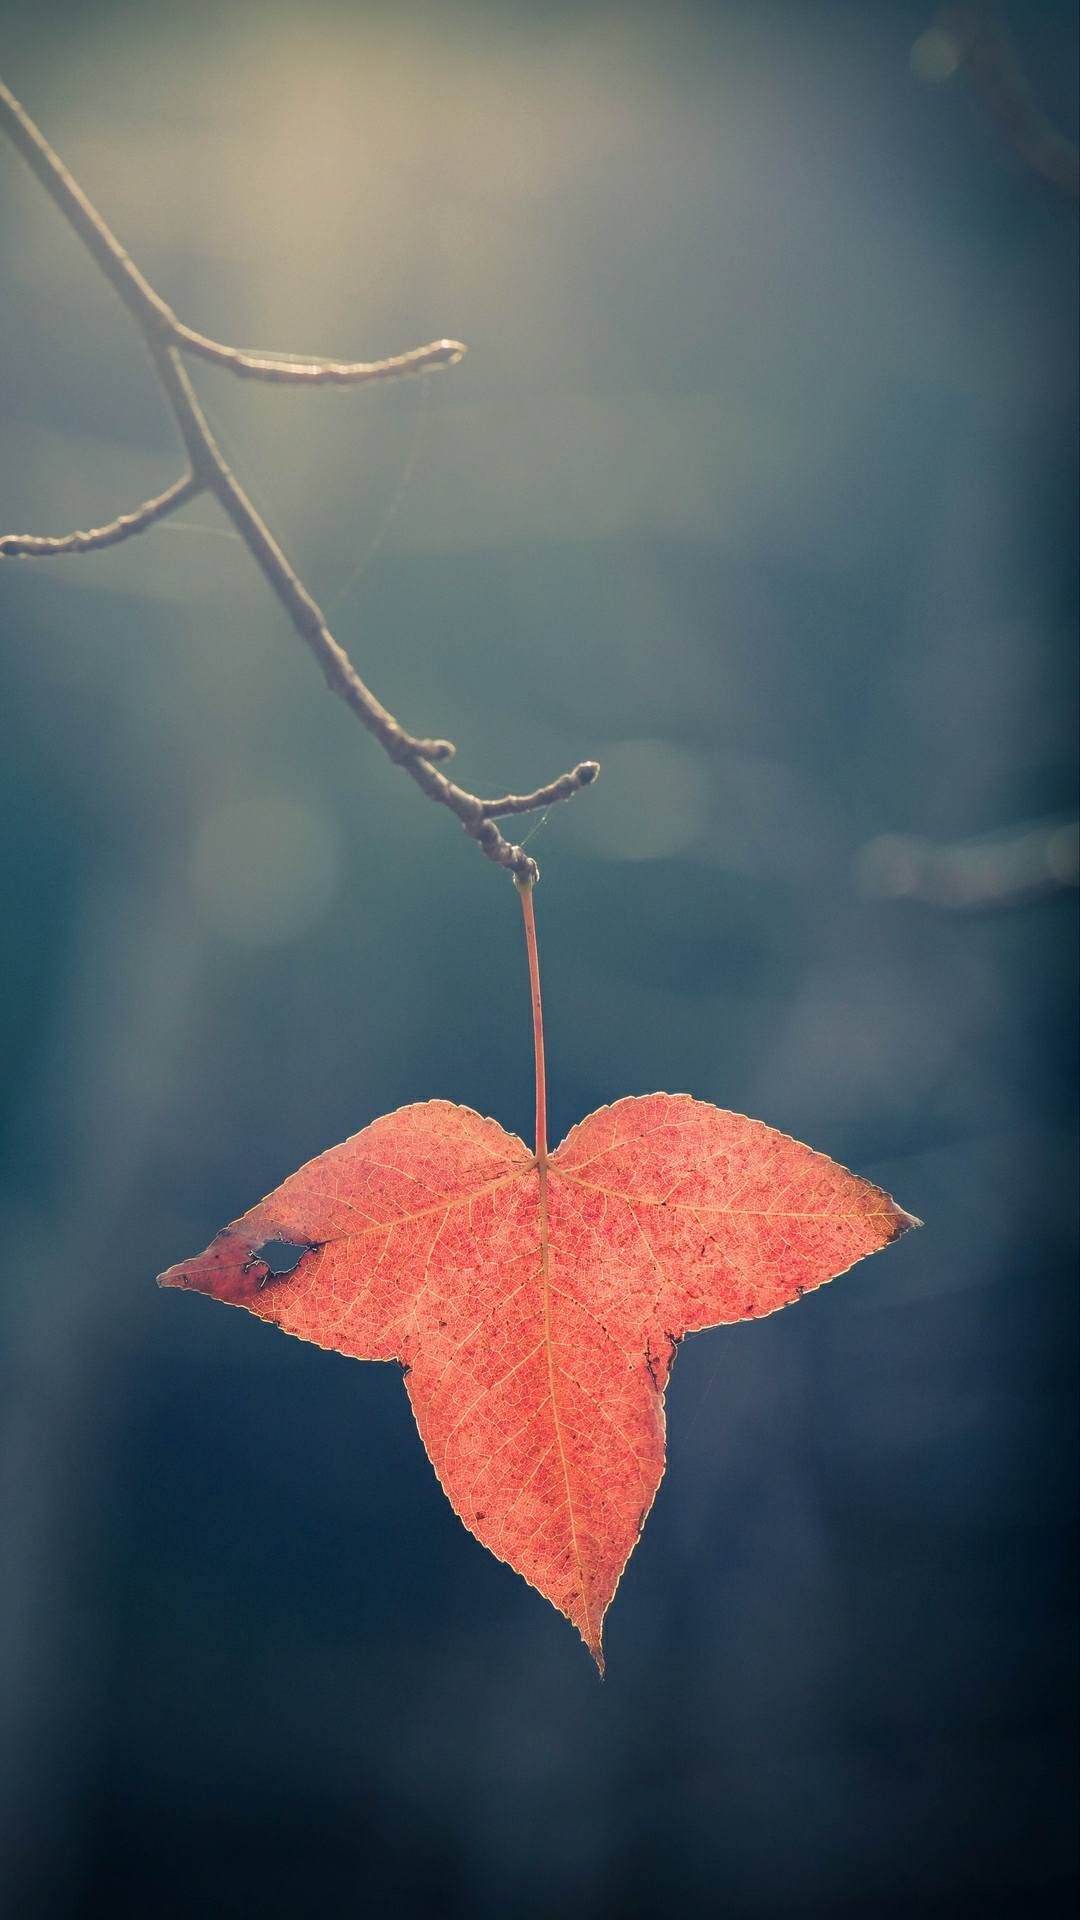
[[253, 1239, 312, 1278]]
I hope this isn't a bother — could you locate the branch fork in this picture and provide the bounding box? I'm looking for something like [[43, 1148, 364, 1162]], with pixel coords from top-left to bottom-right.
[[0, 76, 598, 881]]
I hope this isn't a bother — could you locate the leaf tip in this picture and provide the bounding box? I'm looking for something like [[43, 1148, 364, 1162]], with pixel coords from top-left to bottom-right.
[[889, 1201, 923, 1240]]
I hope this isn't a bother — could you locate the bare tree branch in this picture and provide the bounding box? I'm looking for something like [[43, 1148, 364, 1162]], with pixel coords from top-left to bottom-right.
[[0, 474, 200, 558], [174, 325, 466, 385], [479, 764, 601, 817], [0, 75, 598, 881]]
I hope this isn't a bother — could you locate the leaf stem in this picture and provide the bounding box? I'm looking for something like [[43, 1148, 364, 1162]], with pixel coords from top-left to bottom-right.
[[516, 878, 547, 1164]]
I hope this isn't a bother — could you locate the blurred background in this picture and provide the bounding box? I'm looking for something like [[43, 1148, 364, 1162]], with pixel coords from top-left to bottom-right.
[[1, 1, 1076, 1914]]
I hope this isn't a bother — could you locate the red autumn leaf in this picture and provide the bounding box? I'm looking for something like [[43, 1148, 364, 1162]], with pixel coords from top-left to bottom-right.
[[159, 889, 917, 1668]]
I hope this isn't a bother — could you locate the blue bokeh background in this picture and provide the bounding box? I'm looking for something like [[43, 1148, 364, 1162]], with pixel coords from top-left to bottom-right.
[[1, 3, 1076, 1914]]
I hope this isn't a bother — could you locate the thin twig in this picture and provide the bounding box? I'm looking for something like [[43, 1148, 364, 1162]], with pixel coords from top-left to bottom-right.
[[480, 763, 600, 817], [0, 75, 598, 881], [174, 325, 466, 385], [0, 473, 200, 557]]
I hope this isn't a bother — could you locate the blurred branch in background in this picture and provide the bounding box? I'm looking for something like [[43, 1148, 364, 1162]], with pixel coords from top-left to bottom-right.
[[0, 76, 598, 883], [911, 1, 1080, 199], [856, 816, 1079, 910]]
